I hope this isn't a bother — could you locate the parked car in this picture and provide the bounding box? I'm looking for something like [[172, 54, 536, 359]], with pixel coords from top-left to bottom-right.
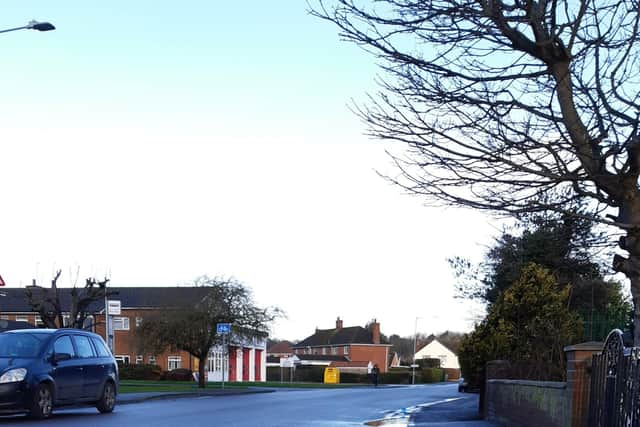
[[458, 377, 468, 392], [0, 328, 118, 419]]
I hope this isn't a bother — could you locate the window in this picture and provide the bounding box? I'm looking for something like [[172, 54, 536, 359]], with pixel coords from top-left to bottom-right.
[[0, 315, 8, 320], [332, 347, 337, 355], [114, 355, 130, 365], [15, 315, 29, 323], [35, 315, 45, 328], [90, 337, 111, 357], [53, 336, 75, 357], [83, 315, 94, 331], [343, 346, 349, 355], [322, 347, 327, 355], [136, 355, 143, 364], [168, 356, 182, 370], [73, 335, 95, 358], [112, 317, 130, 331], [207, 350, 226, 372], [135, 317, 143, 327], [62, 315, 71, 327], [148, 355, 156, 364], [439, 355, 448, 366]]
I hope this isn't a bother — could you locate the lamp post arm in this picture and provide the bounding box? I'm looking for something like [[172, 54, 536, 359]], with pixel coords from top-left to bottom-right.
[[0, 25, 30, 34]]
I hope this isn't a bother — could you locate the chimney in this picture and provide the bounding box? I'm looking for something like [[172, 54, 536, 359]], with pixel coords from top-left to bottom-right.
[[336, 317, 343, 330], [371, 319, 380, 344]]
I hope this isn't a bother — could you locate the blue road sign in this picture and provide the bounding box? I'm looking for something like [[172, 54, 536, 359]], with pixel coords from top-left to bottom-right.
[[216, 323, 231, 334]]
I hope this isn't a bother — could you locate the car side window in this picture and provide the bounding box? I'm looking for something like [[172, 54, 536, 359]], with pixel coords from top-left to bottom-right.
[[90, 337, 111, 357], [53, 336, 75, 358], [73, 335, 95, 358]]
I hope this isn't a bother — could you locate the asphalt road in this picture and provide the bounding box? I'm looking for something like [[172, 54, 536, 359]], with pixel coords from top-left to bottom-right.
[[0, 383, 492, 426]]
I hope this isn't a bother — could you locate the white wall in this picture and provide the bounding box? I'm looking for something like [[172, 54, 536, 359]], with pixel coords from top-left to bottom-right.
[[415, 339, 459, 369]]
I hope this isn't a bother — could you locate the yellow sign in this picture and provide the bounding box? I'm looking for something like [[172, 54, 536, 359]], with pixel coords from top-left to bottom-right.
[[324, 367, 340, 384]]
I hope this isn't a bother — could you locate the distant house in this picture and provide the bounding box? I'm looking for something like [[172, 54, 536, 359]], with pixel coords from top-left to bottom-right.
[[291, 317, 392, 373], [267, 340, 294, 358], [388, 351, 401, 368], [415, 338, 460, 370]]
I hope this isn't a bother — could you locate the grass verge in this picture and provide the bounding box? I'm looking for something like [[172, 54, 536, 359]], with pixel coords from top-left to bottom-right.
[[118, 380, 365, 393]]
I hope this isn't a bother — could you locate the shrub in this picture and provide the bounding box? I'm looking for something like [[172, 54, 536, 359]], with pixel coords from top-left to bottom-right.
[[161, 368, 194, 381], [381, 369, 411, 384], [292, 366, 325, 382], [417, 358, 441, 368], [339, 372, 370, 383], [458, 263, 583, 390], [118, 364, 162, 380], [420, 368, 444, 383]]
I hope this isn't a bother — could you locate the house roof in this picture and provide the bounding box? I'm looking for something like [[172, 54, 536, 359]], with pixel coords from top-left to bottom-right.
[[267, 341, 293, 354], [329, 361, 370, 368], [416, 337, 457, 356], [293, 326, 386, 348], [295, 354, 349, 362], [0, 287, 213, 313]]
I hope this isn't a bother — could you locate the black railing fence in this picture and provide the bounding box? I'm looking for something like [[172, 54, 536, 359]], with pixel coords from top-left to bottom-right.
[[589, 329, 639, 427]]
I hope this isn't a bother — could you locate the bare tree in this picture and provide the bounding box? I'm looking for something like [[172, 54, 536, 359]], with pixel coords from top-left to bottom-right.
[[312, 0, 640, 343], [136, 276, 283, 388], [26, 270, 115, 329]]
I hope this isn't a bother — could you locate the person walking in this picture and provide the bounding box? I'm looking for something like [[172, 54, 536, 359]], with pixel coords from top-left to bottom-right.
[[372, 364, 380, 387]]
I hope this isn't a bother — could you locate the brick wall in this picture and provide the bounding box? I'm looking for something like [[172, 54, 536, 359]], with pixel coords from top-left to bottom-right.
[[349, 345, 389, 373], [486, 380, 570, 427], [94, 309, 195, 372]]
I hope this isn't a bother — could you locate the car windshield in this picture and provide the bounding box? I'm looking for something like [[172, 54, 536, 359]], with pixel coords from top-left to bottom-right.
[[0, 333, 50, 358]]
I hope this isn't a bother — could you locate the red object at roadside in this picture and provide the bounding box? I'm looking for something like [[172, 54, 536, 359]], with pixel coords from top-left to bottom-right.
[[0, 275, 5, 286]]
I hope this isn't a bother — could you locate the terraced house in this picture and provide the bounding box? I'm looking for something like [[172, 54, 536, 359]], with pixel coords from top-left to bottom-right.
[[291, 317, 392, 373], [0, 286, 267, 382]]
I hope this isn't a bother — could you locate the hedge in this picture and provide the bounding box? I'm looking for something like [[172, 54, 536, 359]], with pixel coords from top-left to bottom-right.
[[118, 363, 162, 381], [421, 368, 444, 383], [417, 358, 441, 368], [160, 368, 194, 381]]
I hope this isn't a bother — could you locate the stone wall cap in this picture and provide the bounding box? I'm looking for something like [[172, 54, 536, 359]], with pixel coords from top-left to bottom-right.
[[564, 341, 603, 352], [487, 379, 567, 389]]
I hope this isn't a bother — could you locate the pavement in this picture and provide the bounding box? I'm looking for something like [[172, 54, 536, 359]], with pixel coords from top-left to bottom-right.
[[116, 387, 274, 404]]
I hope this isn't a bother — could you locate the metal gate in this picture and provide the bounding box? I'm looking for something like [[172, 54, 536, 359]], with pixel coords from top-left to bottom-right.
[[588, 329, 639, 426]]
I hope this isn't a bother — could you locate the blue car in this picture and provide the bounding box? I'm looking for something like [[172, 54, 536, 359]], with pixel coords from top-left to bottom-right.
[[0, 328, 118, 419]]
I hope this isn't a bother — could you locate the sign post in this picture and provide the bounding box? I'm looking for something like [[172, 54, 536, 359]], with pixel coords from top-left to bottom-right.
[[216, 323, 231, 389], [106, 300, 121, 353]]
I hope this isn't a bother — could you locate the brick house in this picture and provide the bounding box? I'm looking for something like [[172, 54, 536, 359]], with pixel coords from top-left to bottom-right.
[[267, 340, 293, 358], [0, 286, 267, 382], [291, 317, 392, 373]]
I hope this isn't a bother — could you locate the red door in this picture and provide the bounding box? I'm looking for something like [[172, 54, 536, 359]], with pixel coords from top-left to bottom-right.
[[242, 348, 250, 381], [254, 349, 262, 381], [228, 347, 237, 382]]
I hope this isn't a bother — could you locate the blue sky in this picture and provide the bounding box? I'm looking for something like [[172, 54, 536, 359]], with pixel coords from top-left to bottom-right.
[[0, 2, 496, 340]]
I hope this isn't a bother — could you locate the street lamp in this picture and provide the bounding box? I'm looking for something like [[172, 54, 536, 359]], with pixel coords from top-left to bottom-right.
[[0, 20, 55, 35], [412, 316, 423, 385]]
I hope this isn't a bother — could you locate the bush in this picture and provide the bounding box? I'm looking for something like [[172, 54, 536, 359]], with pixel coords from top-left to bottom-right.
[[381, 369, 411, 384], [118, 363, 162, 380], [339, 372, 370, 384], [293, 366, 325, 382], [417, 358, 441, 368], [420, 368, 444, 383], [161, 368, 194, 381]]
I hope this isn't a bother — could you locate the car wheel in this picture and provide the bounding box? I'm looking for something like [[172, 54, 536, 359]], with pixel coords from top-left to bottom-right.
[[96, 381, 116, 413], [29, 383, 53, 419]]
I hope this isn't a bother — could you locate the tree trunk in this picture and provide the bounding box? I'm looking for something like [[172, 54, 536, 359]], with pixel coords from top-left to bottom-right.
[[198, 357, 206, 388], [615, 227, 640, 346]]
